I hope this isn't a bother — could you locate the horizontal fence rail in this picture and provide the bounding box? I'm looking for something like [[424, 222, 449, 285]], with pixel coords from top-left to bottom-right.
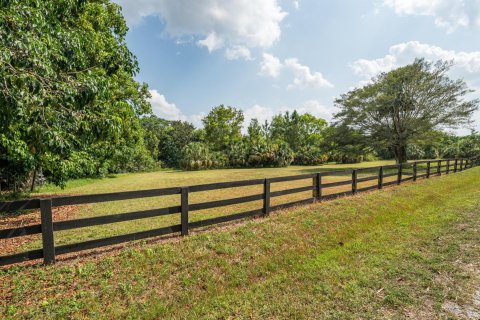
[[0, 157, 478, 267]]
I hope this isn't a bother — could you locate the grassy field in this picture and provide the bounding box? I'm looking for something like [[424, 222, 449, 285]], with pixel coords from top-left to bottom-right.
[[0, 166, 479, 319], [2, 160, 408, 253]]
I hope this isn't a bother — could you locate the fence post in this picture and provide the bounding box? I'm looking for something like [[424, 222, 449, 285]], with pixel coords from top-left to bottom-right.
[[263, 179, 271, 216], [437, 160, 441, 175], [352, 170, 357, 195], [446, 159, 450, 174], [413, 162, 417, 181], [426, 161, 431, 178], [181, 187, 189, 236], [397, 163, 402, 185], [40, 198, 55, 264], [460, 159, 464, 171], [315, 173, 321, 201], [454, 159, 458, 172], [378, 166, 383, 189]]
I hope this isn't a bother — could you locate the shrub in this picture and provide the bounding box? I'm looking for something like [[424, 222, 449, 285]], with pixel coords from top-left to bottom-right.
[[180, 142, 214, 170], [227, 142, 248, 167], [246, 141, 293, 167], [407, 144, 426, 160], [293, 146, 329, 165]]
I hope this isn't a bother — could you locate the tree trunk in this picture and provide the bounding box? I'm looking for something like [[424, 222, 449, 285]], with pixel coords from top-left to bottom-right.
[[30, 168, 37, 192], [394, 145, 407, 164]]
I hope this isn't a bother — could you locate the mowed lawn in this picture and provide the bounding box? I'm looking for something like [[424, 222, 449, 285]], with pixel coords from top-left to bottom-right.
[[1, 166, 479, 319], [3, 160, 405, 253]]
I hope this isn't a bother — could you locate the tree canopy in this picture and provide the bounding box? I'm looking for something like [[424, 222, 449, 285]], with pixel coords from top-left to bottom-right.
[[270, 111, 328, 152], [334, 59, 479, 163], [202, 105, 244, 151], [0, 0, 151, 190]]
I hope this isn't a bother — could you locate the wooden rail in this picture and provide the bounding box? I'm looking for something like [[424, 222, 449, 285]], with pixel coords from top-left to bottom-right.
[[0, 157, 478, 267]]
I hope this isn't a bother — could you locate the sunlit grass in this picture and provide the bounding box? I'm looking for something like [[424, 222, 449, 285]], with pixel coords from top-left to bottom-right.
[[1, 167, 478, 319], [21, 161, 396, 249]]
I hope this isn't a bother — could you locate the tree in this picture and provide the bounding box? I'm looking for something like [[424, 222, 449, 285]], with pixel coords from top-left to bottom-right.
[[247, 118, 264, 144], [140, 115, 170, 160], [202, 105, 244, 151], [0, 0, 151, 190], [158, 121, 197, 168], [270, 111, 328, 153], [324, 125, 375, 164], [334, 59, 479, 163]]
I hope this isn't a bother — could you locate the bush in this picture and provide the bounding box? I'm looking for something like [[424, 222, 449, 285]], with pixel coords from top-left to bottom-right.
[[0, 139, 35, 192], [407, 144, 426, 160], [274, 142, 295, 167], [227, 142, 248, 167], [246, 141, 293, 167], [180, 142, 215, 170], [293, 146, 329, 165]]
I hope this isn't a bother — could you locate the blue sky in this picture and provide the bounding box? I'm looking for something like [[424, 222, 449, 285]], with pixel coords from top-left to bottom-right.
[[113, 0, 480, 132]]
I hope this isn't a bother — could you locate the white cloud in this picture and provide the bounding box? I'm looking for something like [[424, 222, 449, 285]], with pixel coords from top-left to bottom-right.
[[149, 90, 186, 121], [350, 55, 397, 79], [351, 41, 480, 83], [259, 53, 283, 77], [382, 0, 480, 33], [294, 100, 336, 121], [243, 104, 277, 128], [259, 54, 334, 89], [225, 45, 253, 60], [284, 58, 334, 89], [114, 0, 287, 52], [197, 32, 224, 52], [149, 90, 207, 126], [293, 1, 300, 10]]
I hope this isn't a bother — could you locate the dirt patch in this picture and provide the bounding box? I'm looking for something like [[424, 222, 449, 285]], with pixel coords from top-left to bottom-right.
[[442, 290, 480, 319], [0, 202, 80, 256]]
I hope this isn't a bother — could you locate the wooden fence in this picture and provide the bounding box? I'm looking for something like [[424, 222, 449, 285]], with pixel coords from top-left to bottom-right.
[[0, 158, 478, 267]]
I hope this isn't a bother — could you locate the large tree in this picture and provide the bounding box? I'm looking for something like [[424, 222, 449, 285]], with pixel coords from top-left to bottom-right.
[[334, 59, 478, 163], [270, 111, 328, 152], [202, 105, 244, 151], [0, 0, 151, 190], [158, 120, 198, 168]]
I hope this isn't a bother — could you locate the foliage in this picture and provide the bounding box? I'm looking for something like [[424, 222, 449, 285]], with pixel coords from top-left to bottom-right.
[[202, 105, 244, 151], [0, 0, 152, 190], [227, 141, 248, 167], [140, 115, 170, 160], [246, 141, 294, 167], [247, 119, 264, 145], [158, 120, 198, 168], [270, 111, 328, 153], [406, 144, 426, 160], [334, 59, 479, 163], [324, 125, 376, 163], [404, 131, 480, 160], [268, 111, 329, 165], [180, 142, 227, 170], [293, 145, 329, 165]]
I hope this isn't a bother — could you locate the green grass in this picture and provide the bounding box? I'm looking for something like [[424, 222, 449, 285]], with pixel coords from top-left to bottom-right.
[[1, 166, 479, 319], [34, 160, 395, 195], [9, 161, 399, 252]]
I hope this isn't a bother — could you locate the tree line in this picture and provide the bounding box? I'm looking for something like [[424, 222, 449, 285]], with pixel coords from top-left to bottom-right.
[[1, 1, 478, 193], [140, 106, 480, 172]]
